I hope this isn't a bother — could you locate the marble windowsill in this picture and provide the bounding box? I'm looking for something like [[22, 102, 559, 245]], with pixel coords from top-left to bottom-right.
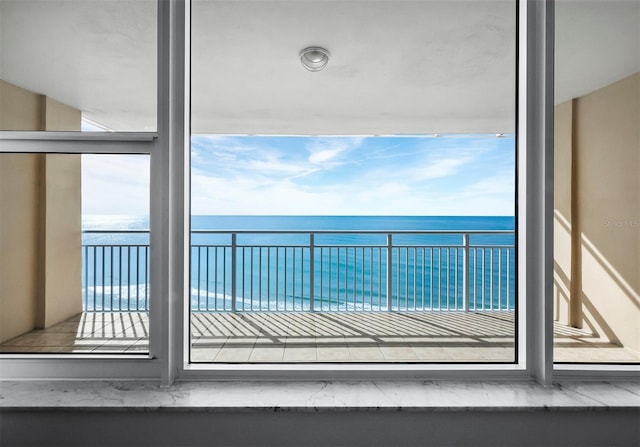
[[0, 380, 638, 411]]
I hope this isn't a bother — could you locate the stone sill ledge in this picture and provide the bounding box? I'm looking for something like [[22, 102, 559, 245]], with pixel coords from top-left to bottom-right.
[[1, 380, 638, 411]]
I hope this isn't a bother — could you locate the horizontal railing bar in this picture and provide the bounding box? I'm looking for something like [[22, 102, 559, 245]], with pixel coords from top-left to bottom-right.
[[191, 247, 514, 252], [86, 243, 515, 250], [392, 245, 481, 249], [192, 245, 314, 250], [195, 245, 310, 249], [84, 229, 514, 235], [83, 244, 149, 248], [83, 230, 150, 234], [315, 245, 396, 249]]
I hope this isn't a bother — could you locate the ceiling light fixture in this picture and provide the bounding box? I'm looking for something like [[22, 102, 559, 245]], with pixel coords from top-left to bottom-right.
[[299, 47, 330, 72]]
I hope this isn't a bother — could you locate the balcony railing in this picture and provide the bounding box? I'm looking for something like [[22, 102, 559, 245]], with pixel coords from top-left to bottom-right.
[[82, 229, 515, 313], [82, 230, 149, 312]]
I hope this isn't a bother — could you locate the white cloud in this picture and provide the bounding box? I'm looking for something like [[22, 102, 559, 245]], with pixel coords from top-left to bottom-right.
[[191, 173, 343, 215], [410, 156, 475, 181], [307, 137, 363, 166], [245, 159, 308, 176], [190, 170, 514, 216], [463, 173, 515, 195], [84, 136, 515, 217], [308, 148, 343, 164]]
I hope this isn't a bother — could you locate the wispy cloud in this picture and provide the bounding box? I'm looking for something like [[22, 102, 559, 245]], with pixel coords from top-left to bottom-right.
[[83, 135, 515, 216], [188, 135, 515, 215], [307, 137, 363, 166], [408, 155, 475, 181]]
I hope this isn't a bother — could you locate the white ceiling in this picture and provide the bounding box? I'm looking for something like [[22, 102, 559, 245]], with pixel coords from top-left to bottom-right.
[[0, 0, 638, 134], [555, 0, 640, 104], [0, 0, 157, 131], [191, 0, 516, 134]]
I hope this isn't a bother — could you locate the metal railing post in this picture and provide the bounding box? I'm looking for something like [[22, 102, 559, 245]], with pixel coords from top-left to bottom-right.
[[387, 233, 393, 311], [231, 233, 237, 312], [463, 233, 470, 312], [309, 233, 315, 312]]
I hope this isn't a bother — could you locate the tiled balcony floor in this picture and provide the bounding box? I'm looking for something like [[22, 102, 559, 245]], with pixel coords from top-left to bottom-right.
[[1, 311, 638, 363], [191, 311, 516, 362], [0, 312, 149, 354], [553, 322, 640, 363]]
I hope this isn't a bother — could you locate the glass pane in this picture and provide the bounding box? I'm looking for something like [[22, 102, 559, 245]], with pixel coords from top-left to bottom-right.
[[190, 0, 517, 364], [0, 0, 156, 132], [0, 153, 150, 354], [554, 0, 640, 363]]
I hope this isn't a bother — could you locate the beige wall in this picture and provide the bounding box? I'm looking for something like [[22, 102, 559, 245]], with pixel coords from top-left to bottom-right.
[[0, 80, 80, 132], [0, 80, 42, 131], [554, 73, 640, 351], [553, 100, 573, 326], [0, 80, 82, 343], [43, 96, 81, 132], [0, 155, 40, 342], [39, 155, 83, 328]]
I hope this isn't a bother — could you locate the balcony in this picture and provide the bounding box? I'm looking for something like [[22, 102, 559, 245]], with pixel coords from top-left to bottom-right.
[[1, 229, 638, 363]]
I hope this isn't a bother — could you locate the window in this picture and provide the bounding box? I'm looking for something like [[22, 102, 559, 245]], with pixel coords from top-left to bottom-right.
[[0, 0, 635, 384], [0, 0, 161, 379], [189, 0, 518, 365], [553, 0, 639, 365]]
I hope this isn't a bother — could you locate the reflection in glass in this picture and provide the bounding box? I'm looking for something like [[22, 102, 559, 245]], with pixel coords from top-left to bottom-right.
[[553, 0, 640, 363]]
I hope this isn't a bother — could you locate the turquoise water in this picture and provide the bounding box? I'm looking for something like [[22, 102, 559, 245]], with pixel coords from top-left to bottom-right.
[[82, 215, 516, 312]]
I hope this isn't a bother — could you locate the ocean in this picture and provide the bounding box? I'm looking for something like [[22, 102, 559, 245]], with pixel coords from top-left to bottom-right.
[[82, 215, 516, 312]]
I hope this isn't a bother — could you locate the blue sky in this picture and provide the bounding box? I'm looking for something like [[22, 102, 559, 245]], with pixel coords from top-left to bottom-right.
[[82, 153, 151, 215], [190, 135, 515, 216], [81, 120, 515, 216]]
